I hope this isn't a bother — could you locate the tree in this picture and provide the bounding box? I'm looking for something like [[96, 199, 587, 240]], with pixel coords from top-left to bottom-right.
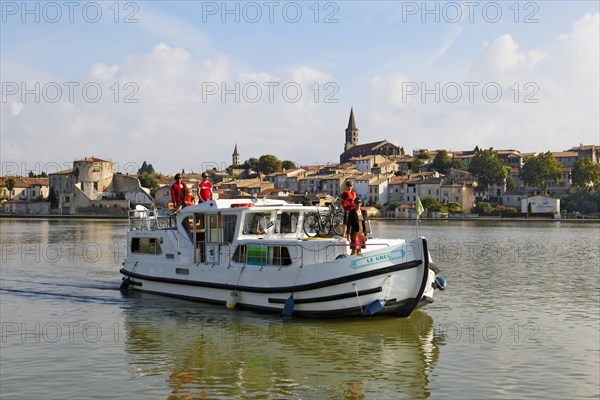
[[468, 148, 508, 197], [505, 176, 517, 192], [520, 152, 562, 193], [421, 196, 444, 212], [473, 201, 493, 214], [28, 171, 35, 178], [452, 159, 467, 171], [243, 158, 259, 171], [5, 177, 15, 193], [571, 157, 600, 188], [416, 151, 430, 160], [257, 155, 282, 175], [281, 160, 296, 170], [561, 188, 600, 215], [138, 172, 161, 197], [432, 150, 454, 174], [409, 158, 422, 172], [137, 161, 155, 175]]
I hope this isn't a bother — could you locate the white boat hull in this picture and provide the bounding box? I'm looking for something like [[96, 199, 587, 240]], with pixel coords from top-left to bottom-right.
[[121, 238, 436, 318], [120, 200, 444, 318]]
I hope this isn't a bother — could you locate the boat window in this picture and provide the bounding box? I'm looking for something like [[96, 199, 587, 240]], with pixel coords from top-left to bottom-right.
[[131, 237, 162, 254], [231, 244, 291, 266], [275, 212, 299, 234], [222, 214, 237, 243], [242, 212, 273, 235], [269, 246, 292, 266], [182, 216, 194, 240]]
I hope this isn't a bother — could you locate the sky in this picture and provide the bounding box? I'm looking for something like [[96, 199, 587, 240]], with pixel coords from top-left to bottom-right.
[[1, 0, 599, 176]]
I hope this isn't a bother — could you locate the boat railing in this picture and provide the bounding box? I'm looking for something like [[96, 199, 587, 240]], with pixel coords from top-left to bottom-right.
[[195, 239, 395, 267], [128, 207, 173, 231]]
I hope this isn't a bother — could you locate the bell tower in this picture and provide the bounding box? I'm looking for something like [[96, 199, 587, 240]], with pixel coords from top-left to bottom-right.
[[232, 144, 240, 166], [344, 108, 359, 151]]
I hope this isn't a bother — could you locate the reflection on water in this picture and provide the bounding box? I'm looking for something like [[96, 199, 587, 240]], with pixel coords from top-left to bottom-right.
[[122, 293, 441, 399], [1, 218, 598, 399]]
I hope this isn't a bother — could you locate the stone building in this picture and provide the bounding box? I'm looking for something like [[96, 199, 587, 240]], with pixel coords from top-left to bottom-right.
[[48, 157, 153, 215], [339, 108, 401, 163]]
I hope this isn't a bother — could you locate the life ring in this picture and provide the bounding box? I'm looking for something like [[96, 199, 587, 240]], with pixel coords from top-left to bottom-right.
[[231, 203, 255, 208]]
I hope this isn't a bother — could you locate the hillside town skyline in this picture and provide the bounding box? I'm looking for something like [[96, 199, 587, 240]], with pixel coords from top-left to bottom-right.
[[1, 108, 599, 217]]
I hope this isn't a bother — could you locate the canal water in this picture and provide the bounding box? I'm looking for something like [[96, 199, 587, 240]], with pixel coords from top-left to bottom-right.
[[1, 218, 598, 399]]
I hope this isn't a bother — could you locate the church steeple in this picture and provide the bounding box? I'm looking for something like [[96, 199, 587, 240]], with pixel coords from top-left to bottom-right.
[[232, 144, 240, 166], [345, 107, 359, 151]]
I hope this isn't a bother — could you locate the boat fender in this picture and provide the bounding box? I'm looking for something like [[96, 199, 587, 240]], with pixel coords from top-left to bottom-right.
[[434, 276, 447, 290], [119, 277, 131, 292], [364, 299, 386, 315], [282, 295, 295, 318], [226, 291, 238, 309]]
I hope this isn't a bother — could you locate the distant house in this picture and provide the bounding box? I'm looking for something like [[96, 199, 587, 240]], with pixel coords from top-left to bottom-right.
[[521, 195, 560, 214]]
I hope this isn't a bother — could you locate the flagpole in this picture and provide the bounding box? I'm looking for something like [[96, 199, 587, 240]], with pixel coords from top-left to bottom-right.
[[416, 196, 424, 238]]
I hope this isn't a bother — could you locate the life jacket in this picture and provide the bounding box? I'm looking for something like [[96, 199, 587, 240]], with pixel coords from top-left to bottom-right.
[[341, 189, 357, 211]]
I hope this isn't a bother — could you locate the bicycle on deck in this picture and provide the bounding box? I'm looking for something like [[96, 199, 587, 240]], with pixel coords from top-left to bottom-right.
[[303, 197, 345, 237]]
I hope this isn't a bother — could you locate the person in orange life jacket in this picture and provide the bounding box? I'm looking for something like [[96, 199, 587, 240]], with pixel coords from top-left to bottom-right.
[[184, 188, 196, 207], [197, 172, 213, 203], [170, 173, 188, 212], [340, 180, 357, 240], [346, 198, 367, 255]]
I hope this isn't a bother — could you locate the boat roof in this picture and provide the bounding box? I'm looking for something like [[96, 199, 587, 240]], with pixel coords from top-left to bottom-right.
[[179, 198, 300, 214]]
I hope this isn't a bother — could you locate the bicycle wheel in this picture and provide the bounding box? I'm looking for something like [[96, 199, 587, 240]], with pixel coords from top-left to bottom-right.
[[331, 211, 345, 236], [303, 213, 320, 237]]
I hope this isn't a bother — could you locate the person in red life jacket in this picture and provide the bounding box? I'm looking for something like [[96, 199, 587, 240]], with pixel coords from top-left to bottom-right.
[[347, 198, 367, 255], [171, 173, 188, 212], [197, 172, 213, 203], [184, 188, 196, 207], [340, 180, 357, 240]]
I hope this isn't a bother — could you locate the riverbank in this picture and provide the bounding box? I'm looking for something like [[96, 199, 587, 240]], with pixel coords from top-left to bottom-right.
[[2, 214, 598, 222], [371, 217, 600, 222], [0, 214, 127, 220]]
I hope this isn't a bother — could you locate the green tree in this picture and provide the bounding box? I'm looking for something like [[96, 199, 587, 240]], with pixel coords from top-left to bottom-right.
[[468, 148, 508, 197], [420, 196, 444, 212], [281, 160, 296, 170], [409, 158, 422, 172], [243, 158, 259, 170], [505, 176, 517, 192], [257, 154, 282, 175], [561, 188, 600, 215], [520, 152, 562, 193], [571, 157, 600, 188], [432, 150, 454, 174], [137, 161, 155, 175], [416, 151, 430, 160], [473, 201, 493, 214], [452, 159, 467, 171], [138, 172, 161, 197], [28, 171, 35, 178], [5, 177, 15, 193]]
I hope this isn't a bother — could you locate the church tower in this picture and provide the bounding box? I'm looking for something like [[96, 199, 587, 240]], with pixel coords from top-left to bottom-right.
[[232, 144, 240, 166], [344, 107, 359, 151]]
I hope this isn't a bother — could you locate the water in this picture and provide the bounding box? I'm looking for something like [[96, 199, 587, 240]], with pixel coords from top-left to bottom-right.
[[1, 218, 598, 399]]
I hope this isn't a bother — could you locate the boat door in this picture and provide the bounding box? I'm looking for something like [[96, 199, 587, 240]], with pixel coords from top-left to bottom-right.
[[205, 213, 221, 264], [192, 213, 206, 263]]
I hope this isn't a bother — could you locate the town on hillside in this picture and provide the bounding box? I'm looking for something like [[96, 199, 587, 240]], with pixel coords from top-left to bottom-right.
[[2, 109, 599, 218]]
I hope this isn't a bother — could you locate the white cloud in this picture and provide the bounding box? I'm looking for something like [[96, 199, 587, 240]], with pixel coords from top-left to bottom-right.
[[365, 13, 599, 154], [1, 42, 344, 174]]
